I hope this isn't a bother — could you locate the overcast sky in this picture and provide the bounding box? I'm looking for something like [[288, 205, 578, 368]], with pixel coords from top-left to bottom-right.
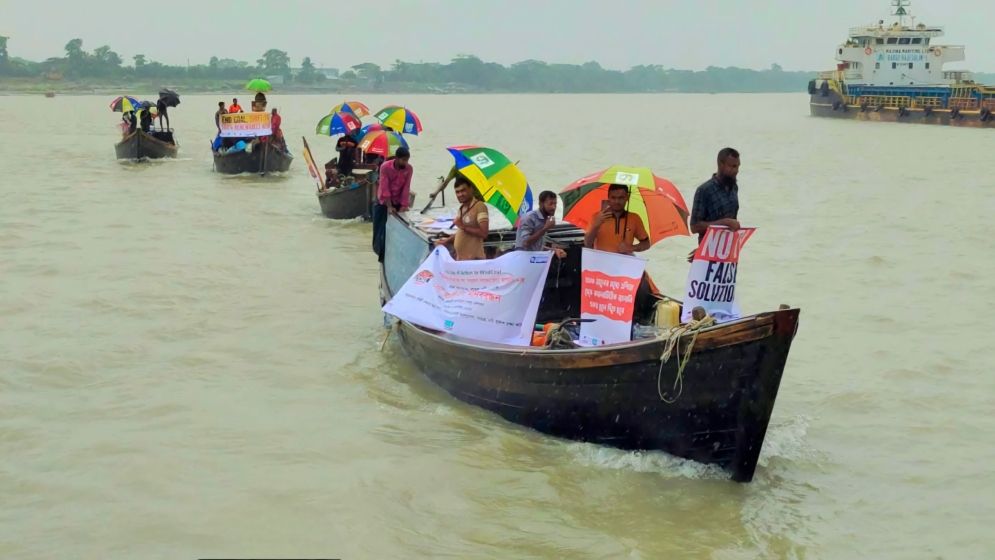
[[2, 0, 993, 71]]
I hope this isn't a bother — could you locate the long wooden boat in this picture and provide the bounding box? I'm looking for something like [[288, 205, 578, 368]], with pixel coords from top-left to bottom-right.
[[380, 214, 800, 482], [316, 158, 416, 220], [115, 130, 178, 160], [213, 141, 293, 175], [318, 182, 376, 220]]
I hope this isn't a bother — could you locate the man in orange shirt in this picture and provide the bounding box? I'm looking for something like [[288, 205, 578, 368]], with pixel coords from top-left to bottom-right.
[[228, 98, 243, 113], [583, 184, 651, 254]]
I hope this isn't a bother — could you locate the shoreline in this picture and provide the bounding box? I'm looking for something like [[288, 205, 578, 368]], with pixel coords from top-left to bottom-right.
[[0, 78, 808, 96]]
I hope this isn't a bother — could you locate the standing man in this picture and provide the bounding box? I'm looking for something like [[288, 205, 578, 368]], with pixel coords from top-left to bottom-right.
[[434, 177, 489, 260], [690, 147, 741, 242], [156, 97, 169, 132], [215, 101, 227, 133], [514, 190, 566, 258], [583, 184, 651, 255], [270, 108, 284, 150], [372, 147, 413, 262], [228, 98, 243, 114]]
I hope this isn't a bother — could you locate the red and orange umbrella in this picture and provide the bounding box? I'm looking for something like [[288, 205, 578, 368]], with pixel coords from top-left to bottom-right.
[[560, 165, 690, 245], [358, 130, 409, 157]]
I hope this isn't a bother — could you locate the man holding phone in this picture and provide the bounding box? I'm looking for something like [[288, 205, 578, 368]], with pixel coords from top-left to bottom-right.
[[514, 190, 567, 258], [583, 184, 651, 255]]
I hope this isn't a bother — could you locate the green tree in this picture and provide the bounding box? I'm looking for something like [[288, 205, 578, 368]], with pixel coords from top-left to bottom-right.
[[297, 56, 317, 83], [257, 48, 290, 79], [0, 36, 9, 68], [340, 70, 357, 80], [351, 62, 381, 80], [64, 38, 85, 62]]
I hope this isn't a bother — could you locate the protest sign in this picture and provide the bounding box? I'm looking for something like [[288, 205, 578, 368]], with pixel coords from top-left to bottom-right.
[[579, 248, 645, 346], [681, 226, 756, 323], [383, 248, 552, 346], [219, 112, 272, 137]]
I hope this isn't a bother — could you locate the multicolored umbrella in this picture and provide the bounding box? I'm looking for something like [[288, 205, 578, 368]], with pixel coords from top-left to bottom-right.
[[358, 130, 409, 157], [109, 96, 141, 112], [560, 165, 690, 246], [330, 100, 370, 118], [355, 122, 385, 141], [446, 145, 528, 225], [245, 78, 272, 92], [374, 106, 422, 135], [316, 111, 363, 136]]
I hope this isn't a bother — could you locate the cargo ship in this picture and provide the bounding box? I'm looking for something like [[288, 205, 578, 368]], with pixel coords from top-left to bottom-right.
[[809, 0, 995, 128]]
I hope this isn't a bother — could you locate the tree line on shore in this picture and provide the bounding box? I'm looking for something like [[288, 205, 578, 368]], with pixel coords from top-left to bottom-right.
[[3, 36, 992, 93]]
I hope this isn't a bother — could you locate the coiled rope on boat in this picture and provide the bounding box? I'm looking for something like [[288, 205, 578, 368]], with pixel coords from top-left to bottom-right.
[[656, 315, 716, 404]]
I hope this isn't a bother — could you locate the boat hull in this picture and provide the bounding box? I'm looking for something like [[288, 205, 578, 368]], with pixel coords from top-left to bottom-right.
[[317, 182, 375, 220], [317, 183, 417, 220], [213, 142, 293, 175], [379, 215, 799, 482], [392, 309, 797, 482], [810, 94, 995, 128], [115, 130, 178, 160]]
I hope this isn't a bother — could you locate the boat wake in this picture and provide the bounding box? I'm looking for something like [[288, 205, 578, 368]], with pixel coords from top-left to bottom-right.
[[565, 442, 727, 480], [565, 414, 813, 481]]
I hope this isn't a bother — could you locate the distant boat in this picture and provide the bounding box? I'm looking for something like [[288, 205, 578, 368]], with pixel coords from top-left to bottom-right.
[[810, 0, 995, 127], [44, 92, 55, 98], [115, 130, 178, 160]]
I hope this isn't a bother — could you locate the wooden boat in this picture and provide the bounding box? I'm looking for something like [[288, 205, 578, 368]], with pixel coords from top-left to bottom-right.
[[44, 92, 56, 98], [316, 158, 415, 220], [213, 141, 293, 175], [115, 129, 178, 160], [380, 214, 800, 482]]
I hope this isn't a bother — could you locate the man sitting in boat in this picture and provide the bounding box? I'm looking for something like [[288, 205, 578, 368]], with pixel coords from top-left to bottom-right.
[[433, 177, 490, 261], [139, 108, 153, 133], [228, 98, 243, 114], [514, 190, 567, 258], [335, 131, 359, 178], [584, 184, 651, 254]]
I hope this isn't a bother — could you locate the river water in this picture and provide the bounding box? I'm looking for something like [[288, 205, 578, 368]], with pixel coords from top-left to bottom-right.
[[1, 93, 992, 559]]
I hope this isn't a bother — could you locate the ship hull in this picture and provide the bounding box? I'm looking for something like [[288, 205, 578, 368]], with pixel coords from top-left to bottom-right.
[[810, 95, 995, 128]]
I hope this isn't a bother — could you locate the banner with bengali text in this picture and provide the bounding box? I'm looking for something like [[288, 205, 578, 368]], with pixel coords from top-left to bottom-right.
[[579, 248, 645, 346]]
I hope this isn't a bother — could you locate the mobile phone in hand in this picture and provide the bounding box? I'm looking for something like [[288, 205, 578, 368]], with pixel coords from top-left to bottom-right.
[[600, 200, 610, 212]]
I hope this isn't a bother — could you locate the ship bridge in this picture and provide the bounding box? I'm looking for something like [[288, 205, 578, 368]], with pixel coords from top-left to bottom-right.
[[832, 1, 966, 88]]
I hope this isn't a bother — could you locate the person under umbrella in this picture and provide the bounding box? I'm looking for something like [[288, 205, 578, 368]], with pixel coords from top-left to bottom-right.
[[156, 88, 180, 131]]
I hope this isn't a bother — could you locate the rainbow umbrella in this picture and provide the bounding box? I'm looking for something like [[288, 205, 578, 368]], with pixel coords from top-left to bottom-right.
[[355, 122, 385, 141], [374, 105, 422, 135], [560, 165, 690, 246], [358, 130, 409, 158], [446, 145, 528, 225], [109, 96, 141, 112], [316, 111, 363, 136], [330, 100, 370, 118]]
